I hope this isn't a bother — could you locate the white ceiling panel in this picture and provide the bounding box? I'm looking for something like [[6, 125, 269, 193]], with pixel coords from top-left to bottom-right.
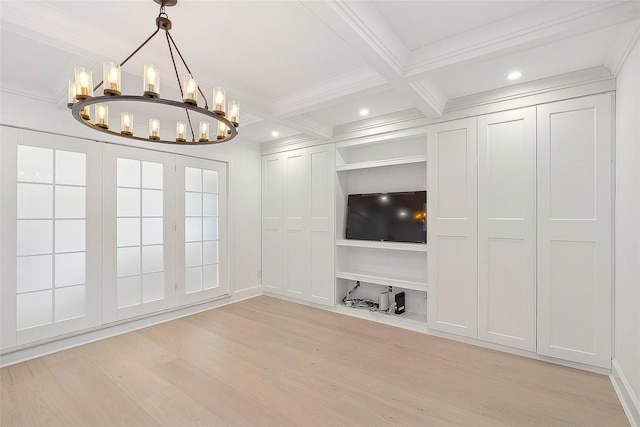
[[428, 24, 622, 100], [372, 1, 547, 51], [302, 87, 415, 127], [1, 0, 637, 147]]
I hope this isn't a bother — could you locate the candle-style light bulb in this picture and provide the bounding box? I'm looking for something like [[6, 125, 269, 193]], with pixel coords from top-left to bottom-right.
[[121, 112, 133, 136], [95, 104, 108, 129], [74, 67, 93, 100], [103, 61, 121, 95], [80, 106, 90, 121], [228, 101, 239, 126], [149, 118, 160, 140], [217, 121, 228, 140], [212, 87, 226, 115], [176, 121, 186, 142], [144, 64, 160, 98], [183, 74, 198, 105], [199, 121, 209, 142], [67, 79, 77, 108]]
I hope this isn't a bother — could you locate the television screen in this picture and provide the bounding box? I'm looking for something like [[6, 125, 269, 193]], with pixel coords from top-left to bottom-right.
[[346, 191, 426, 243]]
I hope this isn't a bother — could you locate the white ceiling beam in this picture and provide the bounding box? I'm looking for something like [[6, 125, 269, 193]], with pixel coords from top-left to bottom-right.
[[301, 0, 446, 119], [405, 1, 640, 80]]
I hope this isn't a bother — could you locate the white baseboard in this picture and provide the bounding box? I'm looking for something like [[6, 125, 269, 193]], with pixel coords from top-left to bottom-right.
[[0, 285, 262, 368], [611, 358, 640, 427]]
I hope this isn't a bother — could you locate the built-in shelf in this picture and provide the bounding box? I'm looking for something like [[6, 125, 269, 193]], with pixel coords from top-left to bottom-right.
[[335, 155, 427, 172], [335, 305, 427, 327], [336, 239, 427, 252], [336, 270, 427, 291]]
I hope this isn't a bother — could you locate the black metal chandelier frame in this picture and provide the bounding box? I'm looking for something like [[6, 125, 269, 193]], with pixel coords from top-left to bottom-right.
[[69, 0, 238, 145]]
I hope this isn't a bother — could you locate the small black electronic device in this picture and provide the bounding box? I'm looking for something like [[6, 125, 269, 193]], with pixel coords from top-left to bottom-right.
[[395, 292, 405, 314]]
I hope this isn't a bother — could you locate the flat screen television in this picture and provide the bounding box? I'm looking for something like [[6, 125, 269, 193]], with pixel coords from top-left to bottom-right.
[[346, 191, 426, 243]]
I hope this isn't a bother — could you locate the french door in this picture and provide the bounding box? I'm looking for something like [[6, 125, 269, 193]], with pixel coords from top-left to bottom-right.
[[1, 128, 102, 347], [175, 156, 228, 304], [102, 144, 177, 322]]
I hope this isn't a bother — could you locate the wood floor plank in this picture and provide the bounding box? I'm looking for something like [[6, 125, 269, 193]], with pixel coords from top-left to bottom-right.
[[0, 296, 629, 426], [46, 356, 160, 426], [1, 362, 89, 426]]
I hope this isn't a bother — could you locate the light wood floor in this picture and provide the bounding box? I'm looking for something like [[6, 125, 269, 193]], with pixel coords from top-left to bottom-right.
[[1, 296, 628, 426]]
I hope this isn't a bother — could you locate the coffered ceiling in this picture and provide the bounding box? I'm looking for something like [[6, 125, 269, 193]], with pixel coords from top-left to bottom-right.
[[1, 1, 638, 146]]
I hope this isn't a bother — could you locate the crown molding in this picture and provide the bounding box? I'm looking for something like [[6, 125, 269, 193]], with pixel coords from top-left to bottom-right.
[[332, 108, 426, 143], [440, 66, 614, 122], [260, 134, 322, 154], [272, 67, 387, 118], [410, 80, 448, 117], [0, 80, 56, 104], [605, 19, 640, 77], [285, 116, 332, 140], [405, 1, 640, 79]]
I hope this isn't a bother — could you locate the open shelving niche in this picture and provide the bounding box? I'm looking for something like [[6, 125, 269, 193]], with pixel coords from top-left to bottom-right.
[[334, 130, 428, 329]]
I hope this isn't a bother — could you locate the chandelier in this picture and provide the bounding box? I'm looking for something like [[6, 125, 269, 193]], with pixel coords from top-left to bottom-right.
[[67, 0, 239, 145]]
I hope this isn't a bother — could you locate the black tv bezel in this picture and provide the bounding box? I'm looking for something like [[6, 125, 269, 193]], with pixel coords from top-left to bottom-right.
[[345, 190, 426, 244]]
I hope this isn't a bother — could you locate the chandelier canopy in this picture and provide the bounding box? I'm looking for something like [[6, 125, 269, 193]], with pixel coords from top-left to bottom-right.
[[68, 0, 239, 145]]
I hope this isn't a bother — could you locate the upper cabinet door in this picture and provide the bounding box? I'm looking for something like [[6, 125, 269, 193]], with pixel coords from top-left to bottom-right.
[[427, 118, 478, 338], [307, 144, 335, 307], [537, 93, 613, 368], [477, 108, 537, 351], [262, 152, 285, 295]]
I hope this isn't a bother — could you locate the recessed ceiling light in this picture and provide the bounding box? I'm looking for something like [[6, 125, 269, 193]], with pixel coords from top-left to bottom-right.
[[359, 108, 369, 116], [271, 131, 279, 137], [507, 71, 522, 80]]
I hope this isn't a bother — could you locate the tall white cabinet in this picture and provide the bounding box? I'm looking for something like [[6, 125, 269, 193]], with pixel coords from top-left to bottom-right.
[[261, 144, 335, 306], [477, 108, 537, 351], [537, 94, 613, 368], [426, 93, 613, 368], [426, 119, 478, 337]]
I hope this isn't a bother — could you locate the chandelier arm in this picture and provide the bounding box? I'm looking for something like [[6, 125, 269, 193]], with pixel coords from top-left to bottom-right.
[[165, 31, 183, 99], [165, 31, 196, 142], [92, 27, 161, 92], [167, 32, 209, 109]]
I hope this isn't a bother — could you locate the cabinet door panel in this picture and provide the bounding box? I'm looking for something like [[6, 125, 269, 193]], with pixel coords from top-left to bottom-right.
[[427, 118, 478, 337], [309, 147, 335, 306], [478, 108, 536, 351], [537, 94, 612, 368], [284, 151, 310, 297], [262, 154, 284, 294]]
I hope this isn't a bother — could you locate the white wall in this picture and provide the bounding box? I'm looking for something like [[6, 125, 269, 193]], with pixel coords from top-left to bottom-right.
[[614, 36, 640, 418], [0, 91, 263, 294]]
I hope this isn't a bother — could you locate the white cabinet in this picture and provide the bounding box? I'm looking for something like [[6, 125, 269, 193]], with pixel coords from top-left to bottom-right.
[[335, 133, 428, 326], [537, 93, 613, 368], [427, 94, 613, 367], [261, 144, 335, 306], [477, 108, 537, 351], [426, 118, 478, 337]]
